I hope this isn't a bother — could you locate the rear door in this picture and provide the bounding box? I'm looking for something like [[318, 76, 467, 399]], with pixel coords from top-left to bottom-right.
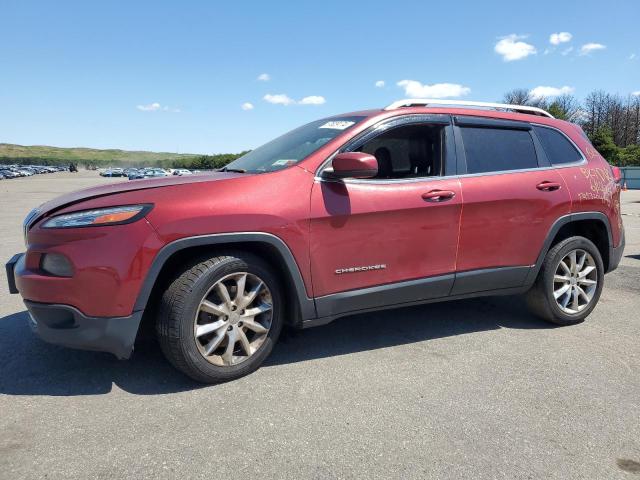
[[452, 116, 571, 295]]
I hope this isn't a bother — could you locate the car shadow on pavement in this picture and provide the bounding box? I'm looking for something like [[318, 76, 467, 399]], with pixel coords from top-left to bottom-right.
[[267, 295, 549, 366], [0, 295, 550, 397]]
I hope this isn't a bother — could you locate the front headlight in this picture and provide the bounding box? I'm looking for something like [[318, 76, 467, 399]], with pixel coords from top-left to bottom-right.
[[42, 204, 152, 229]]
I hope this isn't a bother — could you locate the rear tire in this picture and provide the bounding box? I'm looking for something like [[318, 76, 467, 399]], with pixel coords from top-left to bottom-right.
[[526, 236, 604, 326], [156, 252, 283, 383]]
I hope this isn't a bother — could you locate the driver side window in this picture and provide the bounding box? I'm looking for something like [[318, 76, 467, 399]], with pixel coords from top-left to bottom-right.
[[353, 123, 446, 179]]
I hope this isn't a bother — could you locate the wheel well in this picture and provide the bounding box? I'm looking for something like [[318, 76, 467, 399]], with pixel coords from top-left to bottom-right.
[[548, 219, 610, 270], [135, 242, 303, 344]]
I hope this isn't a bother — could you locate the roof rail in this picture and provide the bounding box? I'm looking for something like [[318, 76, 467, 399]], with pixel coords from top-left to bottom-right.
[[384, 98, 554, 118]]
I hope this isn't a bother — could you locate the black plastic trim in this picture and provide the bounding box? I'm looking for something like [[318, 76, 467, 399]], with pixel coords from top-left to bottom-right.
[[315, 274, 454, 318], [304, 284, 529, 328], [312, 265, 532, 324], [24, 300, 143, 359], [452, 125, 467, 175], [323, 169, 377, 179], [5, 253, 22, 294], [451, 266, 531, 296], [453, 116, 532, 130], [133, 232, 316, 320], [529, 128, 551, 168], [523, 211, 614, 285], [609, 228, 625, 273]]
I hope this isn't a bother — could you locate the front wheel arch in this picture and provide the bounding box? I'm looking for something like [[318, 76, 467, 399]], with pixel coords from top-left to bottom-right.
[[134, 234, 316, 344]]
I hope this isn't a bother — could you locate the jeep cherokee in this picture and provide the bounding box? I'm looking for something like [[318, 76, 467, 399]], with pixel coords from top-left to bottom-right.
[[6, 99, 625, 383]]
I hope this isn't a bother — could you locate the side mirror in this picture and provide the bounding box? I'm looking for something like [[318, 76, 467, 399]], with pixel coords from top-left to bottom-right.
[[327, 152, 378, 179]]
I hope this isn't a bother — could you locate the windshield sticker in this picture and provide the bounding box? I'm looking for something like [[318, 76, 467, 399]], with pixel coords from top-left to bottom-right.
[[272, 159, 296, 166], [319, 121, 355, 130]]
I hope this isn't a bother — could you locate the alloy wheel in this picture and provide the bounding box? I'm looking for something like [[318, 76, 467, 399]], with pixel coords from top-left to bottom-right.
[[193, 272, 273, 366], [553, 249, 598, 315]]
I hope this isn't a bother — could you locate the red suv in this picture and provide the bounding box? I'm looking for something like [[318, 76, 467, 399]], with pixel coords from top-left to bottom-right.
[[6, 99, 625, 383]]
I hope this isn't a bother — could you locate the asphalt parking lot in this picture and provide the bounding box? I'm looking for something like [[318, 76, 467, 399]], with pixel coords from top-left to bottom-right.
[[1, 171, 639, 479]]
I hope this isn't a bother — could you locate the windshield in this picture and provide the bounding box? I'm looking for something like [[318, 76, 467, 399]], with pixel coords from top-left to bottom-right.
[[224, 116, 366, 173]]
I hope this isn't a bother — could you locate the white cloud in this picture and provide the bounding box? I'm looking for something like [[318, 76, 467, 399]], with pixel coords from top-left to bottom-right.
[[632, 91, 640, 97], [298, 95, 326, 105], [137, 102, 161, 112], [630, 53, 637, 60], [580, 43, 606, 55], [549, 32, 572, 45], [494, 34, 537, 61], [529, 85, 575, 99], [375, 80, 385, 88], [241, 102, 254, 111], [397, 80, 470, 99], [263, 93, 295, 106], [257, 73, 271, 81], [136, 102, 179, 112], [561, 46, 574, 56], [263, 94, 325, 106]]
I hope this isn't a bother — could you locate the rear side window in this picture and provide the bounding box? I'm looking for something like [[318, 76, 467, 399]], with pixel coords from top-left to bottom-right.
[[533, 126, 583, 165], [460, 127, 538, 174]]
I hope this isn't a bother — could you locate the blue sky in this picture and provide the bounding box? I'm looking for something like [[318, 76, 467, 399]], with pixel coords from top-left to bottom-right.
[[1, 0, 639, 154]]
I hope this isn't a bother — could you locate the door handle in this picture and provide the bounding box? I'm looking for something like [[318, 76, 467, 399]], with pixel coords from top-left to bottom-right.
[[422, 190, 455, 202], [536, 181, 561, 192]]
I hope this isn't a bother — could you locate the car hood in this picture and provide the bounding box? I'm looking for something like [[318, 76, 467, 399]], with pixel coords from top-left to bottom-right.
[[35, 172, 245, 217]]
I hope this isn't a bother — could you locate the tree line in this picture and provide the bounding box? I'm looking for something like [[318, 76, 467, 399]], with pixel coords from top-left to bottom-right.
[[503, 89, 640, 166], [169, 152, 248, 170]]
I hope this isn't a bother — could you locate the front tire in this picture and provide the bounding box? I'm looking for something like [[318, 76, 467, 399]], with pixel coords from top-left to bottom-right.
[[156, 252, 284, 383], [526, 236, 604, 326]]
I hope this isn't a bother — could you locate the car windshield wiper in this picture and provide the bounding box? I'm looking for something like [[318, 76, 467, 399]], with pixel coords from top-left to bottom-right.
[[220, 167, 247, 173]]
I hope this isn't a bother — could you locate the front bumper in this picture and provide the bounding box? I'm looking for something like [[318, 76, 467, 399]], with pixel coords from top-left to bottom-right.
[[24, 300, 143, 359], [7, 253, 143, 359]]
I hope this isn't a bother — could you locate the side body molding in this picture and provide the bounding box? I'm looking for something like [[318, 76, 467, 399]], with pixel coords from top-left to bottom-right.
[[133, 232, 316, 320]]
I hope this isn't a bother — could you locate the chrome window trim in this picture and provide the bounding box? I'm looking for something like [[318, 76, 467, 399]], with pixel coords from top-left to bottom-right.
[[314, 175, 452, 185], [314, 157, 587, 185]]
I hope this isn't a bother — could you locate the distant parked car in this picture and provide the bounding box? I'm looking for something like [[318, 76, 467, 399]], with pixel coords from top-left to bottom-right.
[[173, 169, 193, 176], [129, 168, 169, 180], [0, 169, 19, 179], [100, 168, 124, 177]]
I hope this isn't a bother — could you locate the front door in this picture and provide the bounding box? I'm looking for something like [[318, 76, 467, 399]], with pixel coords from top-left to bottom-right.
[[309, 118, 462, 317]]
